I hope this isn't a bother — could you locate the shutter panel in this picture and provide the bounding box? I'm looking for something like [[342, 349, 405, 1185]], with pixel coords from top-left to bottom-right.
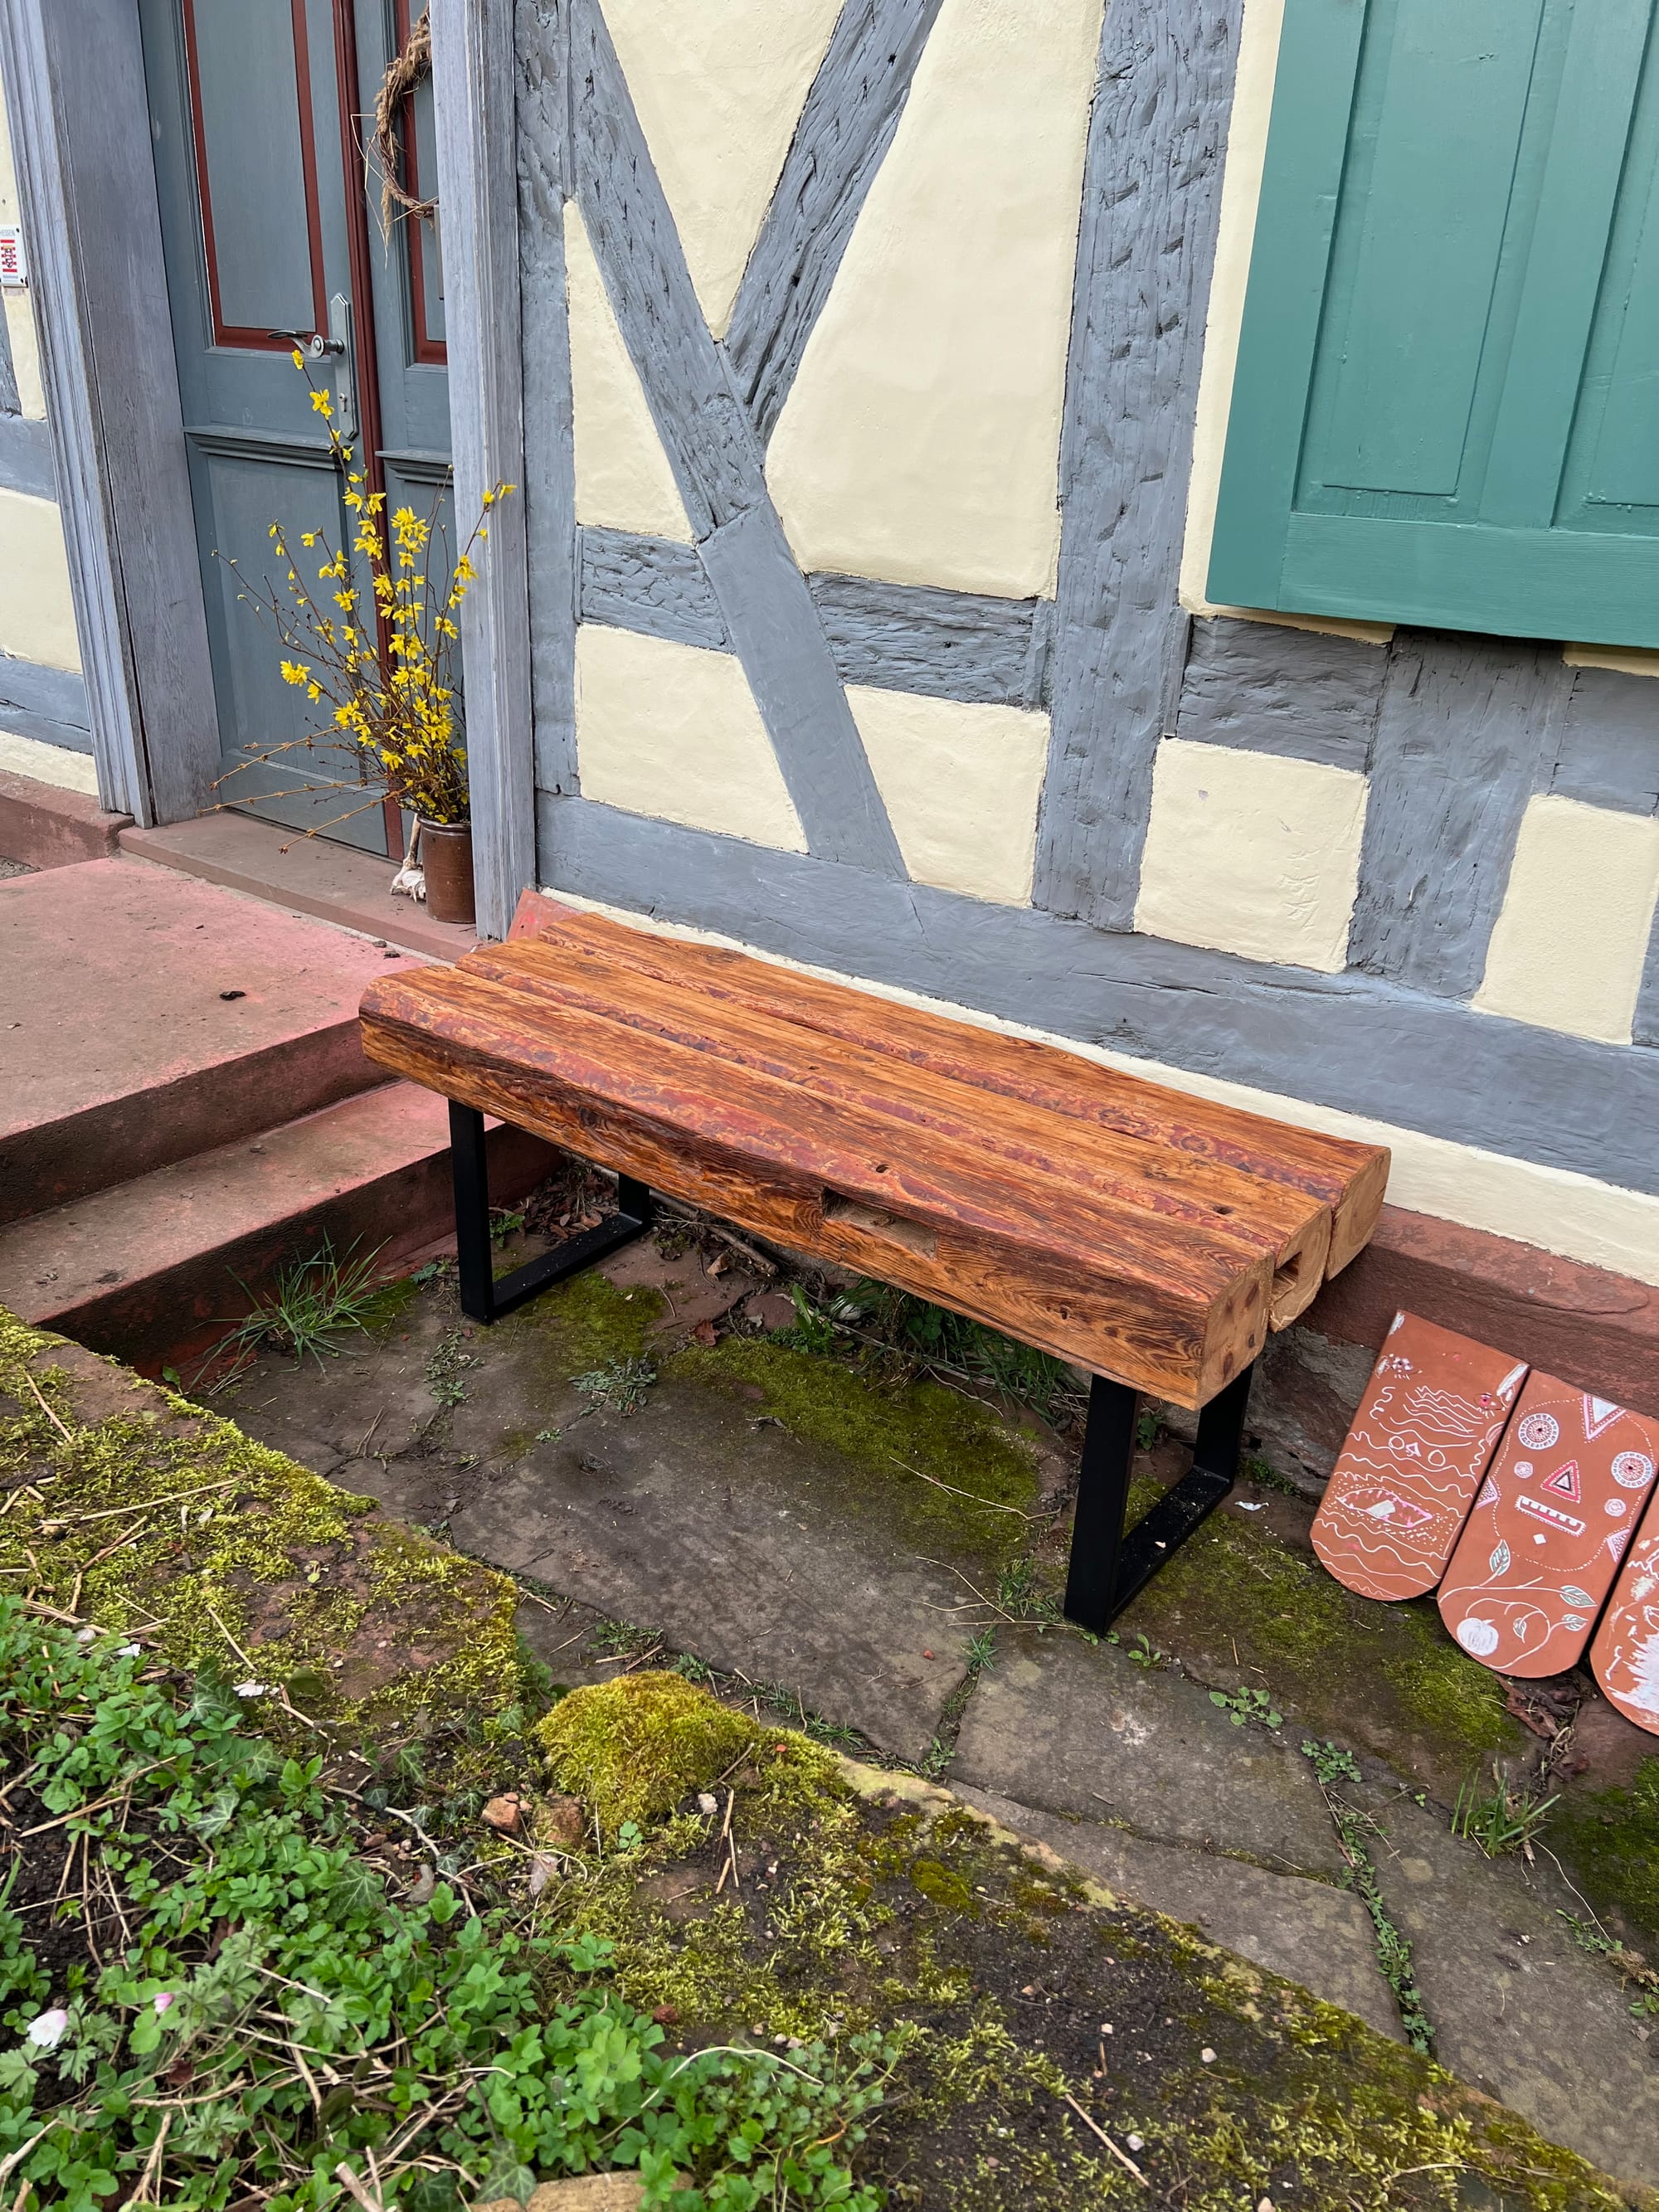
[[1209, 0, 1659, 648]]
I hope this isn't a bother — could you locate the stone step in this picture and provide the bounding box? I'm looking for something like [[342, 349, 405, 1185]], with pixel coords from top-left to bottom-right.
[[1, 856, 423, 1223], [0, 1081, 554, 1369]]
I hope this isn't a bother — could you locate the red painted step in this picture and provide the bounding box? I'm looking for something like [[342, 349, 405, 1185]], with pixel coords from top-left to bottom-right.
[[2, 858, 418, 1222], [0, 1082, 552, 1367]]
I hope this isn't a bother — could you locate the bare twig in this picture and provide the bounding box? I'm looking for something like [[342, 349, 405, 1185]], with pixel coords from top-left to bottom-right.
[[118, 2111, 171, 2208], [22, 1373, 71, 1443], [1062, 2093, 1147, 2185], [333, 2163, 387, 2212], [890, 1456, 1044, 1519]]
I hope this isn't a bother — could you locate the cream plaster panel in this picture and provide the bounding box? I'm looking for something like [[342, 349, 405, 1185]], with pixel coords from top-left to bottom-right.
[[1474, 795, 1659, 1046], [544, 887, 1659, 1288], [0, 489, 79, 670], [766, 0, 1103, 600], [1178, 0, 1392, 644], [0, 728, 95, 793], [1135, 738, 1366, 973], [574, 623, 805, 852], [601, 0, 840, 339], [1564, 644, 1659, 678], [566, 203, 693, 544], [848, 686, 1048, 905], [0, 90, 42, 421]]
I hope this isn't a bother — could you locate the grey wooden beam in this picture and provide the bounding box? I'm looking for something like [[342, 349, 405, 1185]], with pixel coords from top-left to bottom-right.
[[0, 413, 53, 499], [1550, 668, 1659, 818], [1175, 616, 1384, 771], [0, 0, 219, 826], [516, 0, 581, 799], [433, 0, 538, 938], [565, 0, 903, 877], [724, 0, 944, 446], [539, 789, 1659, 1198], [1033, 0, 1241, 929], [810, 571, 1048, 709], [577, 527, 1048, 706], [1349, 632, 1571, 1001], [0, 649, 88, 737], [578, 526, 729, 649]]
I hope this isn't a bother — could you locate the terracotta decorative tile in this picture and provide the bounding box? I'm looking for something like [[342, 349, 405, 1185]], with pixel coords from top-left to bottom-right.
[[1311, 1312, 1526, 1601], [1438, 1377, 1657, 1680], [1588, 1420, 1659, 1734]]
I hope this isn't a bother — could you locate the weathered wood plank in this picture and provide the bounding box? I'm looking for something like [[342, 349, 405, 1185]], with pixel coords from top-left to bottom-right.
[[1034, 0, 1240, 928], [467, 933, 1333, 1321], [577, 526, 730, 650], [361, 960, 1270, 1403], [1349, 631, 1571, 999], [575, 530, 1048, 707], [1175, 616, 1385, 771], [511, 892, 1389, 1279], [724, 0, 946, 445]]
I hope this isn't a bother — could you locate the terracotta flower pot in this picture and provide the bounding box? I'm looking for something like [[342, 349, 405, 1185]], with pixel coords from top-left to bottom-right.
[[418, 818, 475, 926]]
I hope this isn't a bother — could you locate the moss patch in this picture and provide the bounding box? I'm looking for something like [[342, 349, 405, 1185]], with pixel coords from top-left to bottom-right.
[[1120, 1474, 1522, 1796], [506, 1266, 664, 1377], [0, 1307, 526, 1752], [668, 1338, 1040, 1566], [1551, 1757, 1659, 1947], [527, 1675, 1642, 2212], [537, 1670, 761, 1834]]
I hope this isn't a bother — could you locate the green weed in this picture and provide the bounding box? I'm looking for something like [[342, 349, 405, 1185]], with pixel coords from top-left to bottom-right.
[[203, 1237, 389, 1379], [0, 1604, 898, 2210], [573, 1356, 659, 1417], [1209, 1685, 1283, 1730], [1452, 1762, 1559, 1861]]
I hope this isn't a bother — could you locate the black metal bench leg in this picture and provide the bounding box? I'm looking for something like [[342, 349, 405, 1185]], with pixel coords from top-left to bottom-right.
[[448, 1101, 654, 1325], [1062, 1359, 1257, 1636]]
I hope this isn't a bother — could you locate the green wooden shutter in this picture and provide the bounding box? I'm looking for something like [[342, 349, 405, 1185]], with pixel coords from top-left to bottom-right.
[[1208, 0, 1659, 648]]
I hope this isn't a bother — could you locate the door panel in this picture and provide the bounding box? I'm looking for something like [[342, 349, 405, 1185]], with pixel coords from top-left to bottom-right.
[[140, 0, 452, 850]]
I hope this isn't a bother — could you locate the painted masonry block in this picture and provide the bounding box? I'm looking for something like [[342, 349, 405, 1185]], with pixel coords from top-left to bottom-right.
[[1312, 1312, 1526, 1601], [1438, 1378, 1659, 1680]]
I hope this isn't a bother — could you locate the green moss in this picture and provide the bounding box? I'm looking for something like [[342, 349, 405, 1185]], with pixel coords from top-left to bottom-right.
[[1120, 1490, 1521, 1794], [536, 1670, 763, 1834], [909, 1858, 977, 1914], [1551, 1757, 1659, 1945], [0, 1308, 526, 1754], [504, 1267, 663, 1378], [668, 1337, 1040, 1564]]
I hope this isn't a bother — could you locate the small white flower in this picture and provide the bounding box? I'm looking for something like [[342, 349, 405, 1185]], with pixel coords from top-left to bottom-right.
[[26, 2008, 68, 2049], [115, 1644, 141, 1660], [233, 1682, 268, 1699], [75, 1628, 95, 1645], [152, 1993, 174, 2016]]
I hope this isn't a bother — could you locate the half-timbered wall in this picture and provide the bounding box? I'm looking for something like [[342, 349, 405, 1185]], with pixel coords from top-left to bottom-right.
[[0, 54, 91, 791], [499, 0, 1659, 1291]]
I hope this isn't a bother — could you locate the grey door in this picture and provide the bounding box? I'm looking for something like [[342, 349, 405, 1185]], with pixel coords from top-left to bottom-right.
[[140, 0, 451, 854]]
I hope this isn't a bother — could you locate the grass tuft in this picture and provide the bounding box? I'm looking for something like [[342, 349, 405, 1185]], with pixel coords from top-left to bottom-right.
[[203, 1237, 391, 1381]]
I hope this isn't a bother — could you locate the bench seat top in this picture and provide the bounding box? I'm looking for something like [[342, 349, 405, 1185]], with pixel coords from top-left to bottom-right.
[[358, 893, 1389, 1409]]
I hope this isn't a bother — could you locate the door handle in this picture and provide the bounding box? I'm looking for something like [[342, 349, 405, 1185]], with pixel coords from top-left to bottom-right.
[[266, 295, 358, 444], [268, 326, 344, 360]]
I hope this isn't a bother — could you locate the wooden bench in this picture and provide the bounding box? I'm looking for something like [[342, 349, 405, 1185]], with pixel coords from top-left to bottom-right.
[[359, 892, 1388, 1631]]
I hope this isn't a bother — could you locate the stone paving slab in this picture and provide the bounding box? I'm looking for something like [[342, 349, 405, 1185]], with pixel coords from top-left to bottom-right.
[[1359, 1786, 1659, 2188], [951, 1628, 1345, 1879], [954, 1782, 1402, 2039], [446, 1382, 973, 1761]]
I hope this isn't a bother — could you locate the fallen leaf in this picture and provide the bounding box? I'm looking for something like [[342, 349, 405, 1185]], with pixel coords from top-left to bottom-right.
[[692, 1320, 718, 1348]]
